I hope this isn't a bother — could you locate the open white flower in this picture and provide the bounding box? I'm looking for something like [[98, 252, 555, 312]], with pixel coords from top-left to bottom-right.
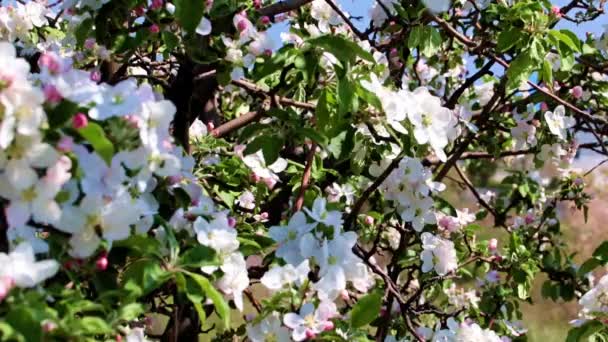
[[247, 312, 291, 342], [421, 232, 458, 276], [261, 260, 310, 292], [544, 105, 575, 141], [310, 0, 342, 33], [196, 17, 212, 36], [0, 241, 59, 288], [422, 0, 451, 12], [303, 197, 343, 230], [215, 252, 249, 311], [269, 211, 316, 265], [283, 302, 337, 341], [406, 87, 458, 162]]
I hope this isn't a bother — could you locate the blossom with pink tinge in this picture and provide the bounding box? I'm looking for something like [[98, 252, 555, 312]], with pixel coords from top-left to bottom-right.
[[57, 136, 74, 152], [489, 238, 498, 252], [39, 53, 61, 74], [84, 38, 96, 50], [571, 86, 583, 99], [44, 84, 62, 104], [90, 70, 101, 82]]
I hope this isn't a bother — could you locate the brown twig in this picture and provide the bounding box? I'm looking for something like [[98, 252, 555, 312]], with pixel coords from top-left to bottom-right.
[[257, 0, 314, 17], [293, 143, 317, 213]]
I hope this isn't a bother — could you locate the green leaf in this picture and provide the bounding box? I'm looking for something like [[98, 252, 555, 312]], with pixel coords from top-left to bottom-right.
[[73, 317, 113, 335], [549, 30, 581, 53], [593, 241, 608, 261], [77, 122, 115, 165], [46, 100, 79, 128], [174, 0, 206, 35], [162, 31, 179, 51], [178, 245, 219, 268], [297, 127, 328, 149], [185, 272, 230, 327], [74, 18, 94, 46], [338, 75, 358, 116], [113, 234, 163, 257], [121, 259, 171, 296], [420, 27, 442, 58], [567, 321, 605, 342], [407, 26, 423, 49], [307, 35, 374, 63], [244, 135, 283, 165], [542, 60, 553, 90], [497, 28, 524, 52], [116, 303, 145, 322], [507, 52, 534, 90], [350, 290, 382, 328]]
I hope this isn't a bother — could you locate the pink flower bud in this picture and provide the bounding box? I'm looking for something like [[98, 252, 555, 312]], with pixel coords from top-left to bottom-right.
[[133, 6, 145, 16], [206, 0, 214, 9], [72, 113, 88, 129], [150, 0, 163, 10], [206, 121, 215, 131], [571, 86, 583, 99], [540, 102, 549, 112], [260, 212, 269, 220], [364, 216, 374, 225], [260, 16, 270, 25], [340, 289, 350, 301], [390, 48, 398, 57], [264, 49, 273, 57], [551, 6, 562, 17], [574, 177, 584, 186], [525, 213, 535, 225], [227, 217, 236, 228], [167, 175, 182, 185], [488, 238, 498, 251], [43, 84, 63, 104], [90, 70, 101, 82], [42, 320, 57, 333], [253, 0, 262, 9], [116, 335, 123, 342], [39, 53, 61, 74], [305, 329, 316, 340], [237, 19, 249, 32], [262, 176, 277, 189], [149, 24, 160, 33], [84, 38, 96, 50], [95, 256, 108, 271], [57, 136, 74, 152], [324, 321, 335, 331]]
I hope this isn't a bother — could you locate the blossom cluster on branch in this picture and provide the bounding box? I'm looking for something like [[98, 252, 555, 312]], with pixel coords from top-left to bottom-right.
[[0, 0, 608, 341]]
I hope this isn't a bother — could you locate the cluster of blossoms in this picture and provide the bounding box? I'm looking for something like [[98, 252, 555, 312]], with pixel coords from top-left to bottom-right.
[[1, 0, 608, 341], [0, 1, 47, 44]]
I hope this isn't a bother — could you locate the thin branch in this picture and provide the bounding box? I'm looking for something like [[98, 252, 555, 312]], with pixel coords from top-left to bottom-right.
[[345, 155, 404, 230], [257, 0, 314, 17], [232, 79, 316, 110], [211, 111, 263, 138], [293, 143, 317, 213], [324, 0, 369, 43]]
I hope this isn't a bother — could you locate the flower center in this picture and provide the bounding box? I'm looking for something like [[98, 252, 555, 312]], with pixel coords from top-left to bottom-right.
[[113, 95, 124, 104], [21, 186, 37, 202], [421, 114, 432, 127], [287, 230, 297, 240], [328, 255, 337, 265]]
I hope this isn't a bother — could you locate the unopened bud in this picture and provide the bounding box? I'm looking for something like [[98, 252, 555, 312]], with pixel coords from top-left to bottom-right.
[[72, 113, 88, 129]]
